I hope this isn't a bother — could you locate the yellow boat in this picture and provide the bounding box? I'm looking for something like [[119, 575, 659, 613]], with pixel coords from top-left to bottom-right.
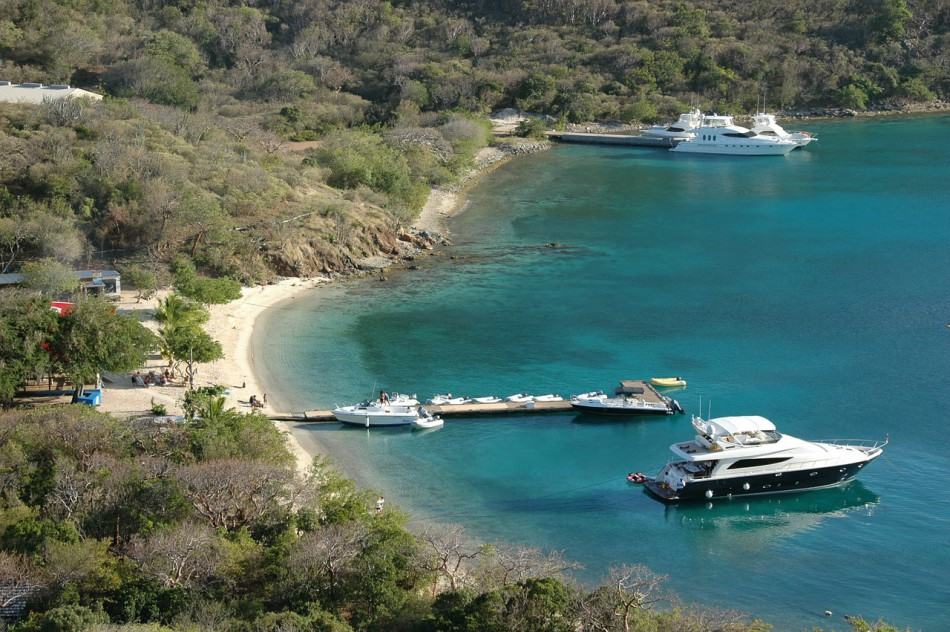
[[651, 377, 687, 388]]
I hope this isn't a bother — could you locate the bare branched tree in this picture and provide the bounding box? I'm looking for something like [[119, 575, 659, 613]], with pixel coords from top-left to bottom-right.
[[578, 564, 668, 632], [42, 96, 86, 127], [474, 544, 580, 592], [417, 524, 481, 592], [173, 459, 300, 530], [287, 522, 369, 598], [126, 521, 221, 588]]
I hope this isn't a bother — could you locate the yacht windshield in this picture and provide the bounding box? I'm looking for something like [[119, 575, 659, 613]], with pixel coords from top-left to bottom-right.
[[724, 130, 758, 138]]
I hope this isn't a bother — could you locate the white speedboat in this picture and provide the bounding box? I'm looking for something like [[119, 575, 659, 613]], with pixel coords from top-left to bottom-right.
[[642, 108, 703, 140], [332, 401, 421, 426], [534, 394, 564, 402], [751, 113, 816, 148], [644, 415, 887, 502], [670, 115, 797, 156], [571, 391, 674, 415], [505, 393, 534, 403], [472, 396, 502, 404]]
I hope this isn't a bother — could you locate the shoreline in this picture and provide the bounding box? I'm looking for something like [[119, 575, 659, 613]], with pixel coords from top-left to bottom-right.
[[100, 139, 551, 475], [413, 140, 551, 235], [100, 278, 328, 475]]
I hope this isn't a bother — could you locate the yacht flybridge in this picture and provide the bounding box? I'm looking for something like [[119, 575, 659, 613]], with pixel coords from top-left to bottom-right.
[[644, 415, 886, 502], [670, 115, 797, 156], [642, 108, 703, 140]]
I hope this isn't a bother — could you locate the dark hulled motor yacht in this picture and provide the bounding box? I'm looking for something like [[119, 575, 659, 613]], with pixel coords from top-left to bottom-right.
[[644, 415, 886, 503]]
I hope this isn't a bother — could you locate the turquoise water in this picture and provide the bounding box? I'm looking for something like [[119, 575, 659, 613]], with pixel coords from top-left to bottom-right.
[[256, 116, 950, 630]]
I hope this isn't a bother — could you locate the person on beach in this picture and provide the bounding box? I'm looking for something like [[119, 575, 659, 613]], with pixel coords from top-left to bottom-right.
[[263, 393, 267, 405], [375, 496, 385, 514], [250, 395, 259, 408]]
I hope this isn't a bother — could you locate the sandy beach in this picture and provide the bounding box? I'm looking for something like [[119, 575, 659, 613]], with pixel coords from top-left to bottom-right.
[[100, 278, 327, 473], [96, 140, 549, 474]]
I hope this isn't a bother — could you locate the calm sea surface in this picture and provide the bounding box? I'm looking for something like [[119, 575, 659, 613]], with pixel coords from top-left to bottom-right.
[[255, 116, 950, 630]]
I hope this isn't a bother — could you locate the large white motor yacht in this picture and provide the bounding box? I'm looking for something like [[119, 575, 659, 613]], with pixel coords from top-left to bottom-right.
[[644, 415, 887, 502], [751, 113, 816, 148], [671, 115, 797, 156], [332, 400, 422, 426], [642, 108, 703, 140]]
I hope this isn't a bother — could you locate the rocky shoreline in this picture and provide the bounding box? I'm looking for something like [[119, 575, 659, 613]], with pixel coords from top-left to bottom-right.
[[779, 100, 950, 119]]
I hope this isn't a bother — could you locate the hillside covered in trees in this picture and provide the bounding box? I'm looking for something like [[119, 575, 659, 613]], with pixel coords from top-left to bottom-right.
[[1, 0, 947, 280], [0, 403, 907, 632]]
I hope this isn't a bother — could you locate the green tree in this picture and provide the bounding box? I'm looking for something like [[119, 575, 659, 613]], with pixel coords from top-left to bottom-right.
[[0, 291, 58, 406], [515, 118, 548, 139], [172, 258, 241, 305], [21, 258, 78, 296], [159, 322, 222, 389], [13, 604, 108, 632], [837, 83, 870, 109], [870, 0, 912, 41], [121, 265, 158, 303], [50, 298, 158, 398]]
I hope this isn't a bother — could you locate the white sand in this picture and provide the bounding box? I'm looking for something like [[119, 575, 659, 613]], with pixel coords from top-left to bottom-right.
[[101, 278, 327, 474], [414, 187, 462, 235]]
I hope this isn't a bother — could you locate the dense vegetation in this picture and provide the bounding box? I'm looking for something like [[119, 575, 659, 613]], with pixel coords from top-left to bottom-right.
[[0, 404, 908, 632], [0, 291, 156, 406], [1, 0, 947, 281]]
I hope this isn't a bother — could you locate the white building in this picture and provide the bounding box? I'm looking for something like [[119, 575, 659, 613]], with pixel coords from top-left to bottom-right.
[[0, 81, 102, 104]]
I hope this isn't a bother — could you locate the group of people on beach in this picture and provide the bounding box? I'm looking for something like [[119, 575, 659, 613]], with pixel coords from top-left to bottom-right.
[[249, 393, 267, 409], [132, 369, 175, 387]]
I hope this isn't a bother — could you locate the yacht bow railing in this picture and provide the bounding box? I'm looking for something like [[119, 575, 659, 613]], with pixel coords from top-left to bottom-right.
[[815, 437, 889, 450]]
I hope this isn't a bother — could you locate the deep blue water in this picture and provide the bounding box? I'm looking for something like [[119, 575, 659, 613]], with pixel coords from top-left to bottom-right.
[[255, 116, 950, 630]]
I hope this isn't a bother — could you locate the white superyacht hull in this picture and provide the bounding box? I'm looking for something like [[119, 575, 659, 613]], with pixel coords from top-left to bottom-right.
[[672, 141, 795, 156]]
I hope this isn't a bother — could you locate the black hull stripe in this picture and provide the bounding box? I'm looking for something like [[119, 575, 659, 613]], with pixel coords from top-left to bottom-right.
[[645, 459, 875, 503], [571, 404, 671, 416]]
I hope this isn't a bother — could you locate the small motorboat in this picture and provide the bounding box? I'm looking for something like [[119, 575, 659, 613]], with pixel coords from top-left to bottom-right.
[[388, 392, 420, 406], [428, 394, 469, 405], [651, 377, 687, 388], [534, 394, 564, 402], [412, 410, 444, 430], [573, 390, 606, 400], [505, 393, 534, 403], [472, 396, 502, 404], [627, 472, 647, 484]]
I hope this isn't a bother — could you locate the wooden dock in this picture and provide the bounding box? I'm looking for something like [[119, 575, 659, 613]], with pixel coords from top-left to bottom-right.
[[269, 380, 678, 423], [547, 132, 679, 148]]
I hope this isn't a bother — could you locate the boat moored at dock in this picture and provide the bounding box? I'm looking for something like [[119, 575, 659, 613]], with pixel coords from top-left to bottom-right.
[[644, 415, 887, 502], [642, 108, 703, 141], [651, 376, 687, 388], [412, 409, 444, 430], [332, 401, 423, 426], [671, 115, 797, 156], [571, 391, 675, 415], [751, 113, 816, 148]]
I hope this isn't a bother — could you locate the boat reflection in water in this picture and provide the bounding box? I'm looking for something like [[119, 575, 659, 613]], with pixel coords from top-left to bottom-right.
[[661, 482, 879, 552]]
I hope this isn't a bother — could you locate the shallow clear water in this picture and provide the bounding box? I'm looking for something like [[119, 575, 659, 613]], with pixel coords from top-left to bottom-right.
[[256, 116, 950, 630]]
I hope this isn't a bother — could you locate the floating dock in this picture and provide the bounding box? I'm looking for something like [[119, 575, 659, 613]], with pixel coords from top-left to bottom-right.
[[547, 132, 679, 148], [270, 380, 678, 423]]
